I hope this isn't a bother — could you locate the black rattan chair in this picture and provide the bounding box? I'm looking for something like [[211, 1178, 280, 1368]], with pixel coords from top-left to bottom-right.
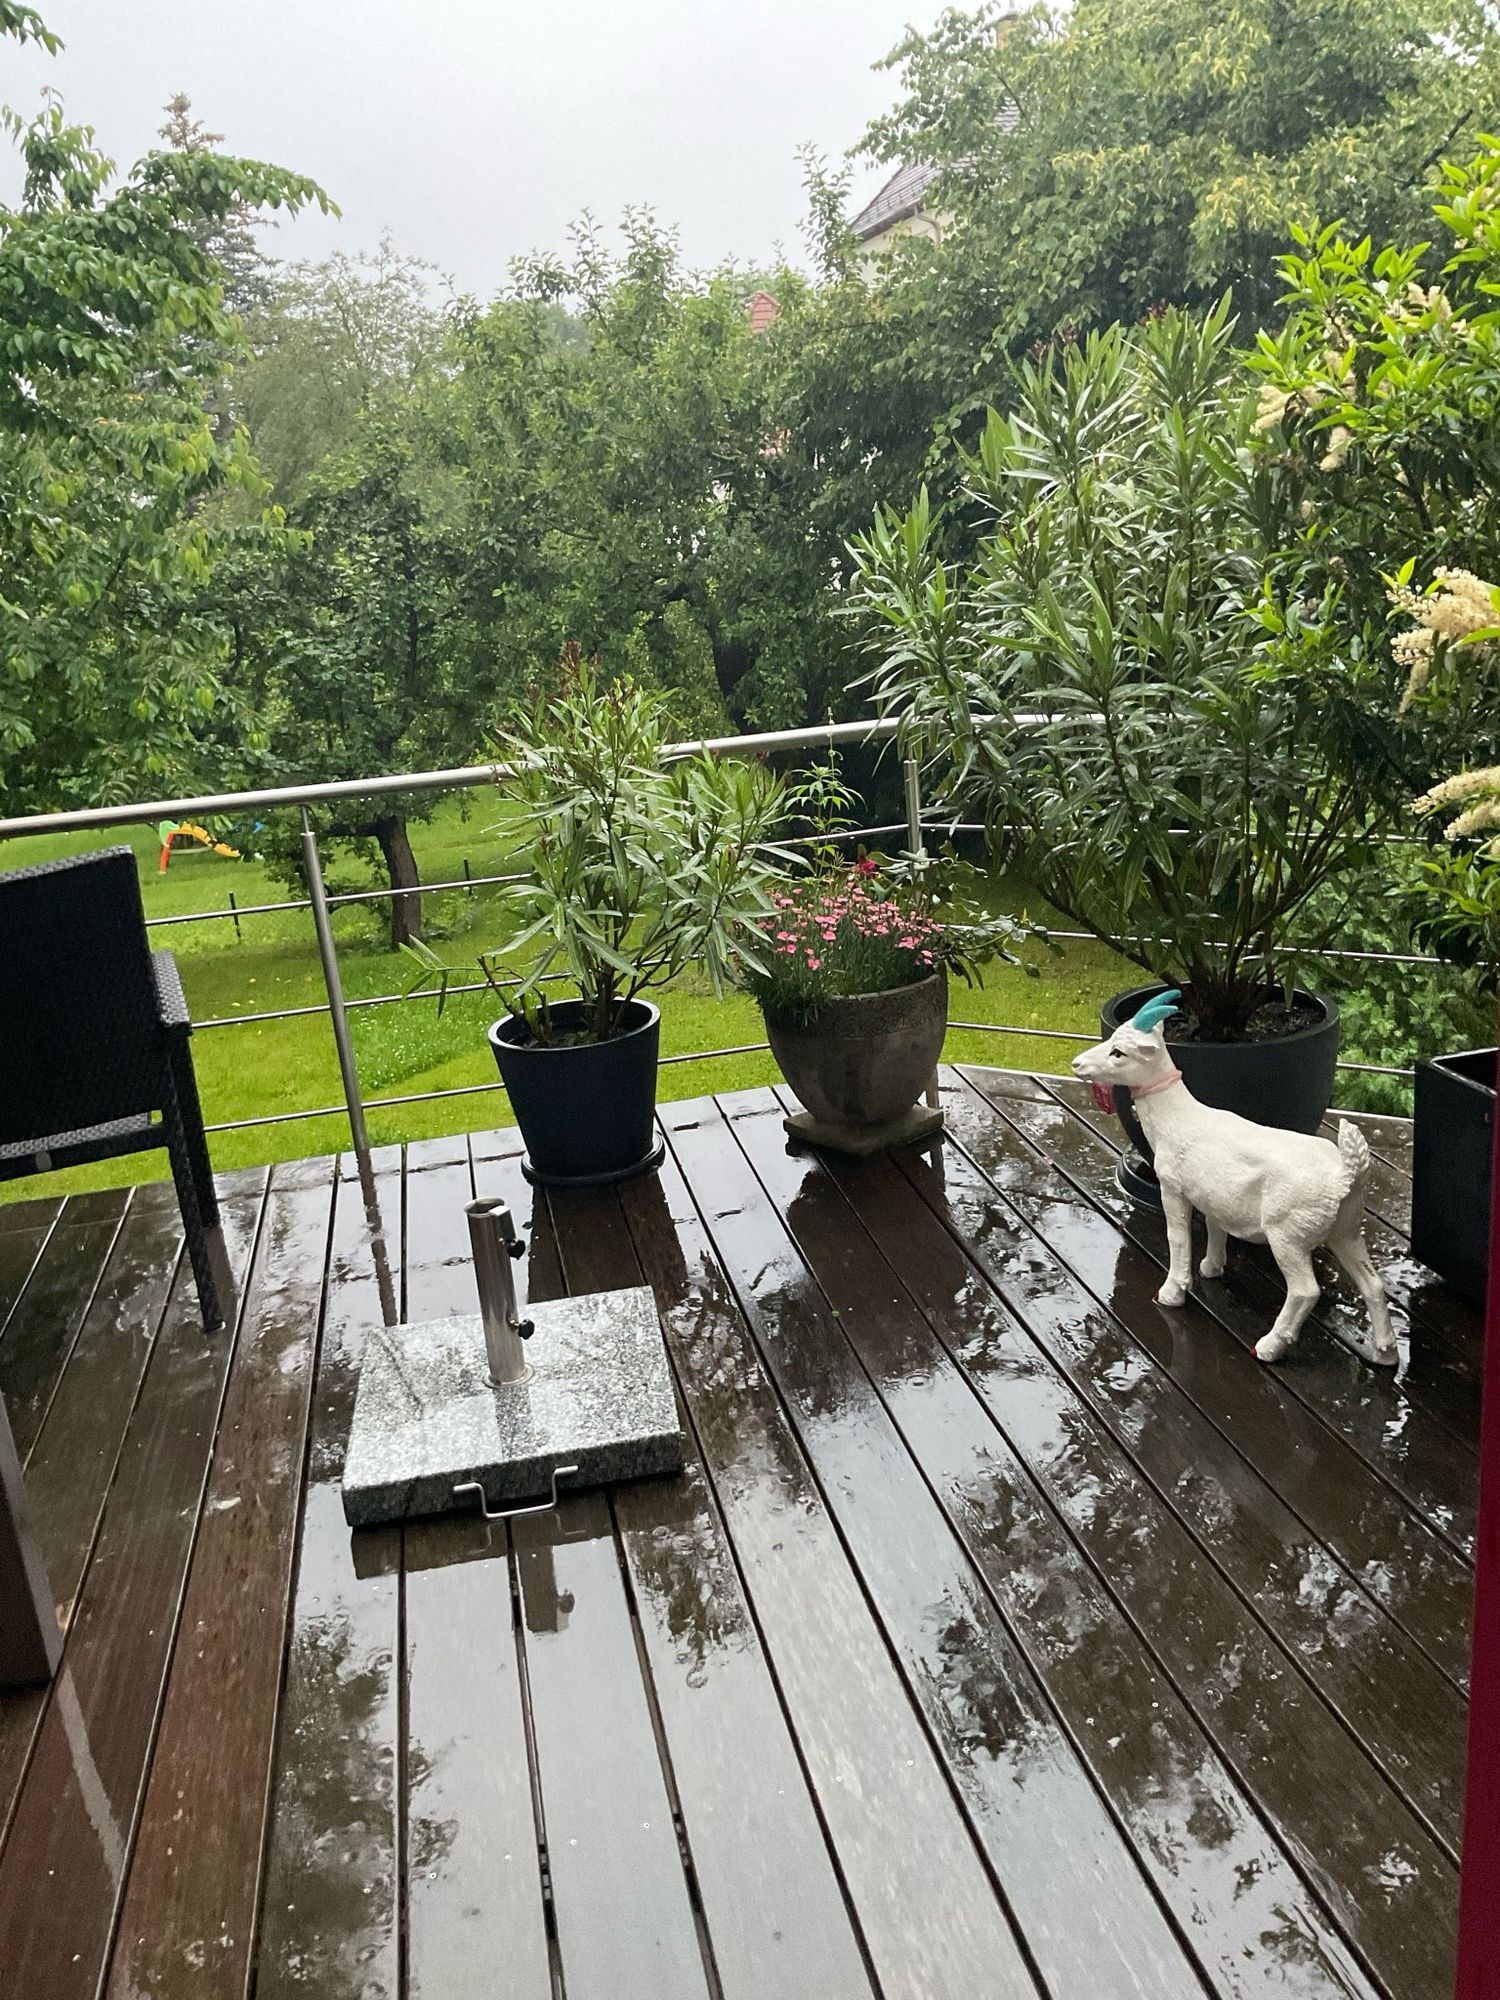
[[0, 846, 231, 1329]]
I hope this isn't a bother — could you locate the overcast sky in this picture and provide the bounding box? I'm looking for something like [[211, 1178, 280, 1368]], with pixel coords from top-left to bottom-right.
[[2, 1, 932, 294]]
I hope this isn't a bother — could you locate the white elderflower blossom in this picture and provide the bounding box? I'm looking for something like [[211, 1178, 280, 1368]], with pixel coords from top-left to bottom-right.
[[1388, 568, 1500, 710], [1447, 796, 1500, 841], [1391, 626, 1435, 711], [1318, 425, 1352, 472], [1253, 384, 1294, 435], [1413, 767, 1500, 853]]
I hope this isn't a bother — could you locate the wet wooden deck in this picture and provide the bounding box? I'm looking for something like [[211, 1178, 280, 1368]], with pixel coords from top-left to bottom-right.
[[0, 1067, 1480, 2000]]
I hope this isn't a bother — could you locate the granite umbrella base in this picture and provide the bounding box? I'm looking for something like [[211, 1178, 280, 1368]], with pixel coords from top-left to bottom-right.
[[341, 1285, 682, 1528]]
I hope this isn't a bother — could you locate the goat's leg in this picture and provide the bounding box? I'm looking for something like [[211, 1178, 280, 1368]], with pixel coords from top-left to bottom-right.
[[1155, 1186, 1194, 1307], [1200, 1217, 1228, 1282], [1256, 1236, 1321, 1363], [1327, 1227, 1399, 1366]]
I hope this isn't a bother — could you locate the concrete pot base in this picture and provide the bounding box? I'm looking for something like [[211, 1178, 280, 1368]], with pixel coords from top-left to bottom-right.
[[784, 1100, 944, 1157]]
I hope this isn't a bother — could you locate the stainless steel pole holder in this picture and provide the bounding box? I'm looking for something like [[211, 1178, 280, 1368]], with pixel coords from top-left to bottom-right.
[[467, 1197, 534, 1386]]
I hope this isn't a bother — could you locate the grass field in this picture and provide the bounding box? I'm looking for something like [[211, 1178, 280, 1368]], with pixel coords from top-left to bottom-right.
[[0, 797, 1134, 1200]]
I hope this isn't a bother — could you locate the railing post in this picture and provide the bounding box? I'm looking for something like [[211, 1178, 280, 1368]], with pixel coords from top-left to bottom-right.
[[903, 755, 923, 862], [903, 755, 941, 1113], [301, 808, 373, 1179]]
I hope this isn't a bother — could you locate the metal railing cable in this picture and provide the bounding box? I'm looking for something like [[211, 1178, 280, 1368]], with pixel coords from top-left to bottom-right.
[[0, 718, 1436, 1167]]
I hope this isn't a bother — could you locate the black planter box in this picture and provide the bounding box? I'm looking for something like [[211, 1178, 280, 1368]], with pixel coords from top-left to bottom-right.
[[1411, 1047, 1495, 1309]]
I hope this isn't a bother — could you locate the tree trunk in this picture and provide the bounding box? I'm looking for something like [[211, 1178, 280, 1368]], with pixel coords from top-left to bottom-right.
[[372, 814, 423, 950]]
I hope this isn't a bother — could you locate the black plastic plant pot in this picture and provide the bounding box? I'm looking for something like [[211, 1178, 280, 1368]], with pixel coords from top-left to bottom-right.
[[488, 999, 665, 1188], [1100, 982, 1341, 1208], [1411, 1047, 1495, 1309]]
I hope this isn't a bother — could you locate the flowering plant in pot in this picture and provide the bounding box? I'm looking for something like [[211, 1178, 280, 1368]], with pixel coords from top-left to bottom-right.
[[407, 664, 789, 1185], [738, 832, 1037, 1153], [849, 305, 1404, 1199]]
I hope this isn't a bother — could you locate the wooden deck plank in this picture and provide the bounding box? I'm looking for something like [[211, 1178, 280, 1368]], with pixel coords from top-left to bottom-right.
[[0, 1175, 268, 2000], [1051, 1076, 1483, 1441], [469, 1151, 711, 2000], [545, 1176, 878, 2000], [0, 1188, 187, 1846], [102, 1162, 336, 2000], [0, 1195, 62, 1235], [991, 1077, 1481, 1543], [0, 1193, 128, 1461], [665, 1097, 1206, 2000], [822, 1120, 1467, 1858], [942, 1078, 1476, 1691], [758, 1096, 1461, 1998], [254, 1156, 405, 2000], [620, 1137, 1041, 2000], [20, 1187, 183, 1597], [399, 1155, 554, 2000], [0, 1211, 57, 1336]]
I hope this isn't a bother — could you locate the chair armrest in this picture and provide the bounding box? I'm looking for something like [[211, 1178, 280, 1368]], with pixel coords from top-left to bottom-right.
[[151, 951, 193, 1036]]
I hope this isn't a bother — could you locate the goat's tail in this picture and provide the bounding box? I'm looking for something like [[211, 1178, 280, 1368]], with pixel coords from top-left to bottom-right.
[[1335, 1119, 1371, 1197]]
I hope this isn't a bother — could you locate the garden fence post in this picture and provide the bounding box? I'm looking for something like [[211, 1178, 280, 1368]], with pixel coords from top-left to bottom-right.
[[301, 807, 373, 1180], [904, 755, 941, 1112]]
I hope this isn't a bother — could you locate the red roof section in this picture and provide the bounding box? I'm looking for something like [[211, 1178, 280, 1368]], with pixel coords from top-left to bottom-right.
[[746, 289, 780, 334]]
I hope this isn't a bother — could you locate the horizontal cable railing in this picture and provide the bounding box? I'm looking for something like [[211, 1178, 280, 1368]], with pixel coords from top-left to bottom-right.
[[0, 715, 1438, 1163]]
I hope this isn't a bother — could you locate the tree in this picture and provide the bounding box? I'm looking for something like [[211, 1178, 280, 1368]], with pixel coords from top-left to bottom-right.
[[158, 93, 273, 314], [245, 415, 466, 947], [236, 237, 447, 503], [444, 215, 836, 732], [862, 0, 1500, 353], [0, 5, 328, 813]]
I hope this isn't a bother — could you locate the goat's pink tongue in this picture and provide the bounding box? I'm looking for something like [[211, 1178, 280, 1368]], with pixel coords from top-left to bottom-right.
[[1091, 1083, 1117, 1117]]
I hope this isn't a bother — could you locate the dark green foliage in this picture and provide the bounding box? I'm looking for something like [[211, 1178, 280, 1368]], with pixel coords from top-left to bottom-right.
[[0, 6, 328, 813], [849, 305, 1406, 1040], [863, 0, 1500, 348]]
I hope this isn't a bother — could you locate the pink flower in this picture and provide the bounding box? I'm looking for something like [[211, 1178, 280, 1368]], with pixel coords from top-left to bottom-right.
[[806, 954, 822, 970]]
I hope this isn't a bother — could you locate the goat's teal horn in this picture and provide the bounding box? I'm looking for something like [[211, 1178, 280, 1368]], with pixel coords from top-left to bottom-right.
[[1132, 988, 1182, 1032]]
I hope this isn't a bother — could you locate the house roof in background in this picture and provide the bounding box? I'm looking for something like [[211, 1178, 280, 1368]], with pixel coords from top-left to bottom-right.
[[851, 101, 1019, 242], [746, 288, 781, 333], [850, 160, 941, 241]]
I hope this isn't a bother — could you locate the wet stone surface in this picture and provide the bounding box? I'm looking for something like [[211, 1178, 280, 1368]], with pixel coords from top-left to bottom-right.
[[341, 1285, 682, 1527]]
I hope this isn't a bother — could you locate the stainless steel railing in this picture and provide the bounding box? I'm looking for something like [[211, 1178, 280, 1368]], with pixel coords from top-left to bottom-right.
[[0, 715, 1437, 1176]]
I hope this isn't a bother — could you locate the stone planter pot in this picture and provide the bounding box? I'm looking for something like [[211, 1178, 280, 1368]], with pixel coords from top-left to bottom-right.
[[1101, 981, 1341, 1207], [766, 971, 947, 1155]]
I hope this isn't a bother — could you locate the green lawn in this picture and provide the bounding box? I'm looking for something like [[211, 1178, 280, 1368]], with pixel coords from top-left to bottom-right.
[[1, 799, 1133, 1200]]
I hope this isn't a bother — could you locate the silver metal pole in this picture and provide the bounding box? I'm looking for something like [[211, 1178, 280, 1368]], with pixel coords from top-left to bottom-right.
[[903, 758, 941, 1111], [903, 755, 923, 859], [301, 808, 373, 1178]]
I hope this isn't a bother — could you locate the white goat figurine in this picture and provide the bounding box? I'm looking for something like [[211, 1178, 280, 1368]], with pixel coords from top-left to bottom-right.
[[1072, 991, 1396, 1365]]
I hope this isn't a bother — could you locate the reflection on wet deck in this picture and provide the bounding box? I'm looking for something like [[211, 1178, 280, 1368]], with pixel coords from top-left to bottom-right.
[[0, 1068, 1478, 2000]]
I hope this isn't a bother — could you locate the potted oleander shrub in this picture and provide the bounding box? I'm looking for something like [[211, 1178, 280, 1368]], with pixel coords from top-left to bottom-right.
[[849, 304, 1403, 1202], [408, 665, 789, 1185]]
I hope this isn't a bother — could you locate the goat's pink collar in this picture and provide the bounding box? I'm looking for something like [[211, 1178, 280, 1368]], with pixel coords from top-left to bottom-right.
[[1131, 1066, 1183, 1100]]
